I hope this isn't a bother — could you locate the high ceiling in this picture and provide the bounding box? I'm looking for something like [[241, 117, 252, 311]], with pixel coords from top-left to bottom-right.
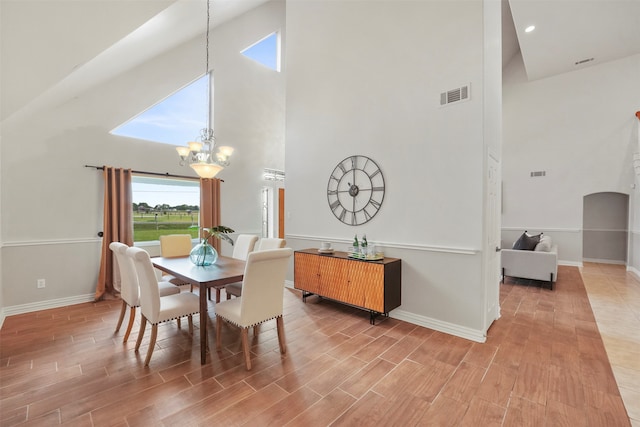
[[504, 0, 640, 81], [2, 0, 639, 122]]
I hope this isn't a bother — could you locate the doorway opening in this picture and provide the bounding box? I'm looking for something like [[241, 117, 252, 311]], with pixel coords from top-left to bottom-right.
[[583, 192, 629, 264]]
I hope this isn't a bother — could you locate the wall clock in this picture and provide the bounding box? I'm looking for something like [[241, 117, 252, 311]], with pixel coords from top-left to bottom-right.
[[327, 155, 385, 226]]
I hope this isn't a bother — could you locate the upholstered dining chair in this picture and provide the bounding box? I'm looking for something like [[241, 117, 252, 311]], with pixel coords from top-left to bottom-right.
[[220, 234, 259, 301], [126, 246, 200, 366], [224, 237, 285, 299], [159, 234, 193, 289], [109, 242, 180, 343], [215, 248, 293, 370]]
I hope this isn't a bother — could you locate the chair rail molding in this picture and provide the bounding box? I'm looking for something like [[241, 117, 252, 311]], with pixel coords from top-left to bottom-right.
[[285, 234, 479, 255], [3, 238, 100, 247]]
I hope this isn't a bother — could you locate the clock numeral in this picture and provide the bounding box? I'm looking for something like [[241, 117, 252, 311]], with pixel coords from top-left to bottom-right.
[[337, 163, 347, 174], [339, 208, 346, 222], [363, 157, 370, 170], [327, 189, 338, 195], [350, 156, 357, 169], [330, 200, 340, 211], [369, 199, 381, 209], [329, 174, 339, 182], [363, 208, 372, 220], [372, 186, 384, 192], [351, 212, 357, 225], [370, 169, 381, 179]]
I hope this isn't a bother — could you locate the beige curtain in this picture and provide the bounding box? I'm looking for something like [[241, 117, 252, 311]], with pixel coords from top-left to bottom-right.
[[200, 178, 222, 252], [95, 167, 133, 301]]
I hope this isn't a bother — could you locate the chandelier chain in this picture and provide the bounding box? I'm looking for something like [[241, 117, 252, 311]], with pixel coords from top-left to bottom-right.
[[206, 0, 210, 77]]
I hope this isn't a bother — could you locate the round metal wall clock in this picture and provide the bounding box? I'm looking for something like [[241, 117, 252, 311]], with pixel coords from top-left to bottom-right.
[[327, 155, 385, 226]]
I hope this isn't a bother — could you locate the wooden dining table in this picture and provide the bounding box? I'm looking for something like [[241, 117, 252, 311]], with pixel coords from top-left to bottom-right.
[[151, 255, 246, 364]]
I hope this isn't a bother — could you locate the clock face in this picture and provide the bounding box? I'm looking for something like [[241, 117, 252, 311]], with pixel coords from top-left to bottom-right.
[[327, 155, 385, 225]]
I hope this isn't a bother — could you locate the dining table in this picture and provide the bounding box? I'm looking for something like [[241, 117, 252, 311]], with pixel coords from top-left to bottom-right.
[[151, 255, 246, 364]]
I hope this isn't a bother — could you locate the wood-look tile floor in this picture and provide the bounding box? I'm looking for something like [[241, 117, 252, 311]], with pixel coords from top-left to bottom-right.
[[0, 264, 634, 426], [581, 263, 640, 427]]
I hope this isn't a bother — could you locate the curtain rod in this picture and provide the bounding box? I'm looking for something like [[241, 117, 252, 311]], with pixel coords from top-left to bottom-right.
[[84, 165, 224, 182]]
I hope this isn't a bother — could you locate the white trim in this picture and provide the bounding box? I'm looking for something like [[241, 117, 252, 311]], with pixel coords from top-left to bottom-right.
[[582, 258, 627, 265], [285, 280, 486, 342], [627, 266, 640, 281], [285, 279, 295, 289], [3, 294, 95, 317], [285, 234, 479, 255], [390, 309, 486, 343], [0, 308, 5, 329], [501, 227, 582, 233], [2, 238, 100, 247], [559, 260, 583, 267]]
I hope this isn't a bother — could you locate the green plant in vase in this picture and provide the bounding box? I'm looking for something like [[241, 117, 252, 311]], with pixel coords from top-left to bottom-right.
[[190, 225, 235, 266]]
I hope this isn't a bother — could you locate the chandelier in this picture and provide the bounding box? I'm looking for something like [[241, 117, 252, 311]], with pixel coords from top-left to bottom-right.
[[176, 0, 233, 179]]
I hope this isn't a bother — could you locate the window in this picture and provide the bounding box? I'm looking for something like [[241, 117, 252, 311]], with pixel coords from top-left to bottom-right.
[[111, 75, 209, 145], [132, 176, 200, 242], [241, 32, 280, 71], [261, 187, 273, 238]]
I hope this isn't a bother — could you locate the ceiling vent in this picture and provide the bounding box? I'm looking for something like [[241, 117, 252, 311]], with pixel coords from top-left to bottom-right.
[[440, 84, 470, 106], [530, 171, 546, 177], [575, 57, 595, 66]]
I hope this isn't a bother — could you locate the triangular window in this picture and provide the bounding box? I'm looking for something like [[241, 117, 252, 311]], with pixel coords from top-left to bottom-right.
[[241, 32, 280, 71], [111, 74, 209, 146]]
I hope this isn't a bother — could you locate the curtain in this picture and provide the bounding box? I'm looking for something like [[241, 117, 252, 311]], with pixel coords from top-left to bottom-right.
[[200, 178, 222, 252], [94, 167, 133, 301]]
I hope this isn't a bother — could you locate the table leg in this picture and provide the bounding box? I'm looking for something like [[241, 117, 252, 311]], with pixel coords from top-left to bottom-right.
[[200, 284, 208, 364]]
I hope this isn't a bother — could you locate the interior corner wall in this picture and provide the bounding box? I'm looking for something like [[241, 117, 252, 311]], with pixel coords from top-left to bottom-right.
[[285, 0, 496, 340], [502, 53, 640, 266]]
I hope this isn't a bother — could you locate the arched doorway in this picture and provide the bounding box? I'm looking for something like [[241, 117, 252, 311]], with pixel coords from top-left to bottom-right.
[[583, 192, 629, 264]]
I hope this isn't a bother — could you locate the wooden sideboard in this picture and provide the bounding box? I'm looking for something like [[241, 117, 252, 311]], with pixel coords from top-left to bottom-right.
[[294, 249, 401, 324]]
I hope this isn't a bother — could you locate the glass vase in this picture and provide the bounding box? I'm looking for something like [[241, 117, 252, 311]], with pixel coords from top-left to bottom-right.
[[189, 240, 218, 266]]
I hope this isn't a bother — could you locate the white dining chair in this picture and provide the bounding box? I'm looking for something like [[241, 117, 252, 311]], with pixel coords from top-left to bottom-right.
[[126, 246, 200, 366], [224, 237, 285, 299], [221, 234, 259, 301], [159, 234, 194, 290], [215, 248, 293, 370], [109, 242, 181, 343]]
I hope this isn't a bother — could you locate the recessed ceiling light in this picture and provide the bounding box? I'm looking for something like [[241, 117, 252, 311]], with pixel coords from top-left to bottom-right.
[[525, 25, 536, 33]]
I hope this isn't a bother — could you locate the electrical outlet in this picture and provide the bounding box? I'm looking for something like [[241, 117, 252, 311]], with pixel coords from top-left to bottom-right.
[[37, 279, 46, 289]]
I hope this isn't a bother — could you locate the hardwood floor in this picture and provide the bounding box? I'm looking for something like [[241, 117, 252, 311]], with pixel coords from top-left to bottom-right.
[[0, 264, 635, 426]]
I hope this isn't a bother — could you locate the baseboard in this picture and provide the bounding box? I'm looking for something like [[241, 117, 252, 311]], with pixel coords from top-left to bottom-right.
[[285, 280, 486, 342], [0, 308, 5, 329], [2, 294, 95, 318], [559, 260, 583, 267], [628, 266, 640, 281], [390, 309, 486, 343], [582, 258, 626, 265]]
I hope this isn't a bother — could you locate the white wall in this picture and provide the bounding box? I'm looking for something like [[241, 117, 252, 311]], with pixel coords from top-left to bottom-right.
[[502, 52, 640, 269], [213, 0, 286, 237], [0, 1, 285, 310], [285, 0, 500, 341]]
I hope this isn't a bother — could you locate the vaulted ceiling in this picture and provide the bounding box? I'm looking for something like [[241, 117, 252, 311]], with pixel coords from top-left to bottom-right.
[[2, 0, 639, 123]]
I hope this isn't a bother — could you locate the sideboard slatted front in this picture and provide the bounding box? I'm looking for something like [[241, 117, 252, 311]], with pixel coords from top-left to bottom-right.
[[294, 249, 401, 324]]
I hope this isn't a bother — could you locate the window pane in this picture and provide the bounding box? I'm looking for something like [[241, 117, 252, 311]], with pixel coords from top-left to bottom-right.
[[132, 176, 200, 242], [111, 75, 209, 146], [241, 32, 279, 71]]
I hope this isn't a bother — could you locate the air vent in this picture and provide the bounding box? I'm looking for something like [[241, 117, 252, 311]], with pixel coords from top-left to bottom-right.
[[575, 57, 594, 66], [530, 171, 546, 177], [440, 84, 470, 106]]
